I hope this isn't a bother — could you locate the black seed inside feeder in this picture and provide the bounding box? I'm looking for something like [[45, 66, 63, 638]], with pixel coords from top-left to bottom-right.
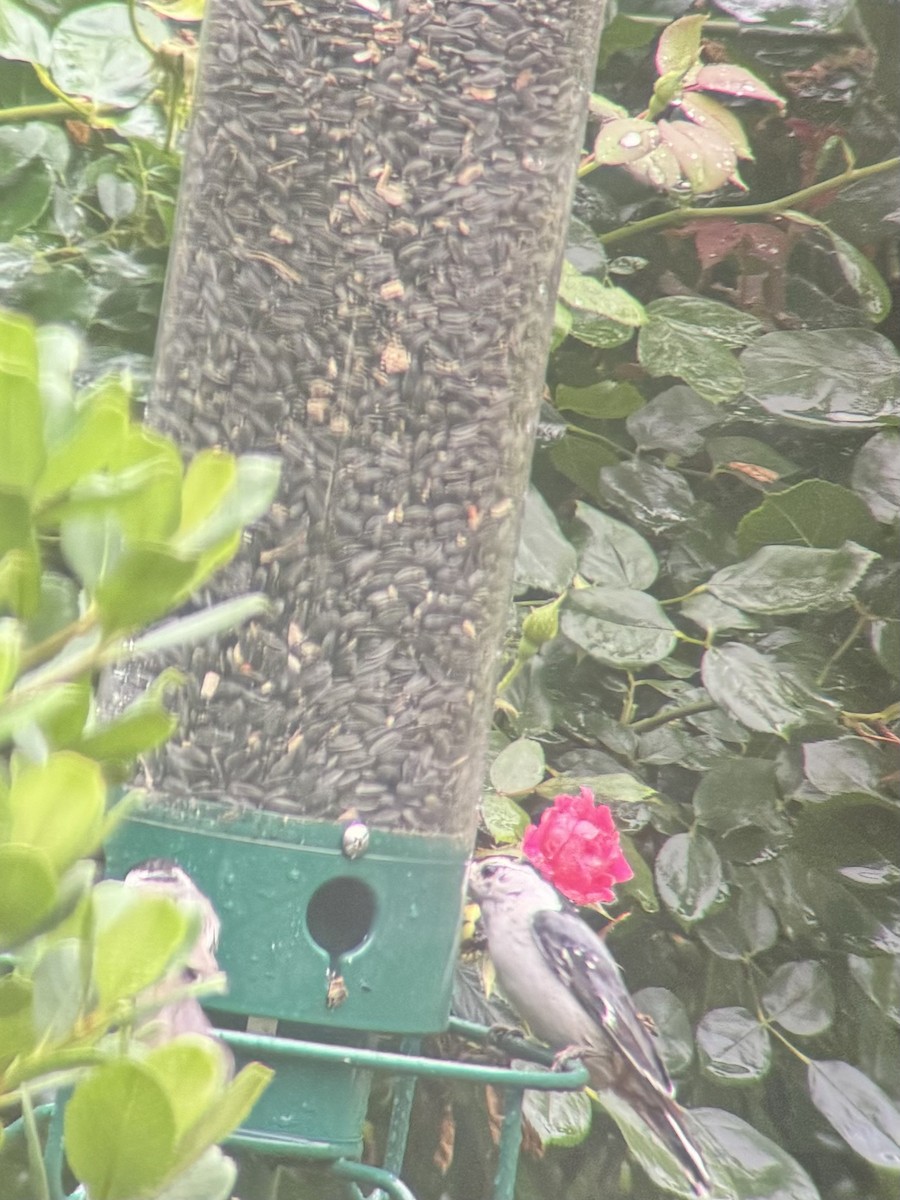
[[106, 0, 606, 1188]]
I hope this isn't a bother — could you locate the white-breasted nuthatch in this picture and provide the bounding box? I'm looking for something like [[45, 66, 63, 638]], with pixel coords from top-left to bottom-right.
[[123, 858, 233, 1075], [468, 856, 710, 1196]]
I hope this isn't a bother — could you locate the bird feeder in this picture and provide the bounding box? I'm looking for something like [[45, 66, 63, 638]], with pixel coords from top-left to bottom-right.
[[106, 0, 607, 1189]]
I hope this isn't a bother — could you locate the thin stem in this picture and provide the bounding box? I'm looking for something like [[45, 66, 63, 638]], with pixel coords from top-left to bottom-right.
[[629, 698, 718, 733], [594, 156, 900, 247], [127, 0, 159, 57], [564, 423, 632, 457], [21, 1090, 51, 1200], [19, 610, 101, 672], [816, 613, 868, 687]]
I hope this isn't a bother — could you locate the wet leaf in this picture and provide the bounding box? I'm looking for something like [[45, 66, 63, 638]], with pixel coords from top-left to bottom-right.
[[556, 381, 644, 419], [693, 758, 783, 835], [736, 481, 880, 554], [50, 4, 166, 109], [561, 586, 678, 669], [807, 1060, 900, 1169], [522, 1082, 592, 1148], [851, 430, 900, 523], [697, 1007, 771, 1083], [489, 738, 546, 797], [639, 297, 762, 402], [742, 329, 900, 427], [706, 542, 878, 615], [626, 384, 722, 455], [701, 643, 831, 736], [598, 460, 696, 534], [480, 789, 530, 845], [568, 501, 659, 590], [691, 1106, 819, 1200], [763, 961, 835, 1035], [515, 486, 577, 594], [655, 832, 724, 923], [632, 986, 695, 1077], [698, 886, 779, 960]]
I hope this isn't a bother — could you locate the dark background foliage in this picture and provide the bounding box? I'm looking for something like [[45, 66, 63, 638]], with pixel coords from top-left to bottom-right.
[[0, 0, 898, 1196]]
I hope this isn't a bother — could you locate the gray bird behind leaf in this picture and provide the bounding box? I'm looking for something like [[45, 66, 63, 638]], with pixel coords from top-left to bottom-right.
[[123, 858, 234, 1076], [468, 856, 710, 1196]]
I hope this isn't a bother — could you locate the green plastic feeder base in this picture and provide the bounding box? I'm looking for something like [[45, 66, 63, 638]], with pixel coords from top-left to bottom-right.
[[106, 800, 469, 1033], [105, 801, 469, 1151]]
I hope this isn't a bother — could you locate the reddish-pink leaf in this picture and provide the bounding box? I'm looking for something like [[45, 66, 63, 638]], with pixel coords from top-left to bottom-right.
[[688, 64, 785, 109]]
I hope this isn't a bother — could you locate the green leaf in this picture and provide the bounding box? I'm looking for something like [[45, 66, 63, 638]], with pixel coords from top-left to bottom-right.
[[514, 486, 577, 594], [807, 1059, 900, 1169], [555, 381, 644, 419], [0, 974, 35, 1068], [26, 570, 79, 645], [537, 771, 656, 808], [521, 1081, 592, 1147], [737, 481, 880, 555], [701, 643, 831, 736], [597, 461, 696, 534], [655, 13, 706, 76], [741, 329, 900, 427], [802, 737, 888, 800], [128, 594, 272, 656], [762, 961, 835, 1036], [550, 300, 572, 351], [697, 886, 779, 961], [0, 1, 51, 64], [0, 618, 22, 696], [786, 212, 892, 324], [693, 758, 784, 835], [31, 938, 87, 1040], [626, 385, 721, 456], [655, 832, 723, 924], [94, 545, 198, 633], [561, 586, 678, 669], [697, 1007, 771, 1083], [0, 843, 57, 947], [146, 1038, 227, 1140], [558, 261, 646, 348], [851, 430, 900, 523], [569, 501, 658, 590], [632, 987, 694, 1077], [548, 435, 619, 501], [848, 955, 900, 1026], [680, 593, 758, 634], [596, 1091, 698, 1198], [638, 297, 762, 403], [59, 511, 125, 590], [34, 383, 130, 509], [705, 435, 799, 481], [167, 1063, 273, 1174], [174, 454, 280, 555], [0, 309, 44, 492], [50, 3, 165, 109], [480, 788, 530, 845], [796, 800, 900, 888], [64, 1059, 176, 1200], [6, 751, 106, 871], [706, 542, 878, 615], [691, 1106, 820, 1200], [0, 155, 53, 239], [489, 738, 546, 796], [75, 694, 177, 764], [152, 1147, 237, 1200], [91, 881, 191, 1009]]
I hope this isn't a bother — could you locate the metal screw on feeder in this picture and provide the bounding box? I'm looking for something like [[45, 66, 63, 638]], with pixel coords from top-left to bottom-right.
[[104, 0, 608, 1193]]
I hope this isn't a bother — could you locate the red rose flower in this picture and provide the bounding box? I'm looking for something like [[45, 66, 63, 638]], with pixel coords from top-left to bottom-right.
[[522, 787, 633, 906]]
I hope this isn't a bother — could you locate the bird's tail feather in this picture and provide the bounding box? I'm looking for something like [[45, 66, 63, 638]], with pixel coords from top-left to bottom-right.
[[648, 1094, 710, 1197]]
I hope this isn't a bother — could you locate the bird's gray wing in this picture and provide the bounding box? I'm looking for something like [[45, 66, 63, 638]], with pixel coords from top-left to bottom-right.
[[532, 908, 674, 1097]]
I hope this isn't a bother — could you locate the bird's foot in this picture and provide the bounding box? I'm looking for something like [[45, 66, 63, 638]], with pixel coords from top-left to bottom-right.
[[551, 1044, 589, 1072], [486, 1023, 529, 1049]]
